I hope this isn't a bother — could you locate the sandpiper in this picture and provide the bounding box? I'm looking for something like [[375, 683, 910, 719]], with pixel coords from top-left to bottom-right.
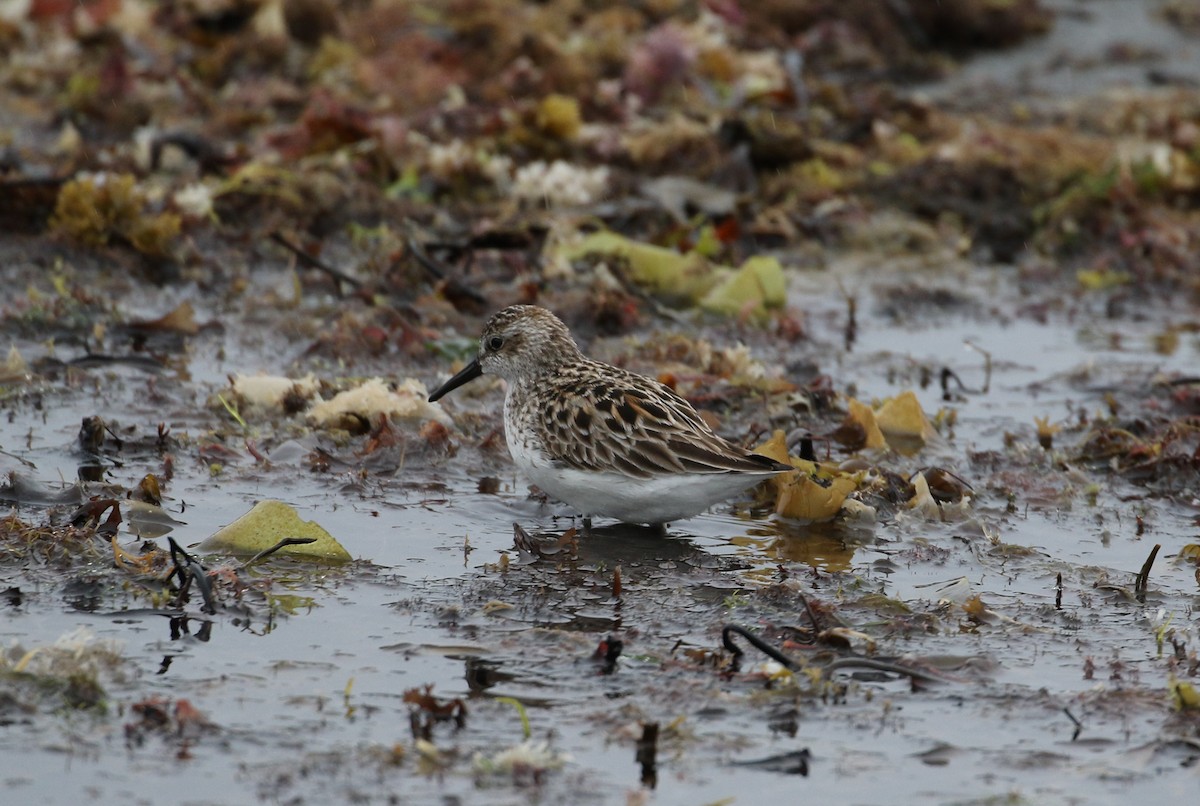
[[428, 305, 791, 526]]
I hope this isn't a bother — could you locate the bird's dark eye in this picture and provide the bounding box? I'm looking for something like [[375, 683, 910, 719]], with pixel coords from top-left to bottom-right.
[[488, 336, 504, 351]]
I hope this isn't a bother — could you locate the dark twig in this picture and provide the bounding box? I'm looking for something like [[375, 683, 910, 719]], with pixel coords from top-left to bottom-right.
[[940, 367, 975, 399], [167, 537, 217, 615], [723, 624, 799, 669], [84, 354, 165, 372], [402, 227, 489, 313], [1134, 543, 1161, 603], [820, 656, 945, 683], [1063, 707, 1083, 741], [721, 623, 945, 683], [796, 592, 822, 642], [0, 448, 36, 468], [842, 289, 857, 351], [241, 536, 318, 568], [403, 227, 446, 280], [963, 340, 992, 394], [269, 232, 361, 292], [149, 131, 233, 175]]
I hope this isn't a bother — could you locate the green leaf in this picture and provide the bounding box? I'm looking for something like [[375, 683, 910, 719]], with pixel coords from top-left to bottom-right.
[[198, 500, 352, 561]]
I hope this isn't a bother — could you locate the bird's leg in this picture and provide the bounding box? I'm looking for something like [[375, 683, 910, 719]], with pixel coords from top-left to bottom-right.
[[582, 517, 593, 538], [650, 522, 667, 537]]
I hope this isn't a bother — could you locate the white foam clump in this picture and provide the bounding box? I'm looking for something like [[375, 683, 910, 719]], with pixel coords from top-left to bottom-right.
[[232, 373, 320, 410], [513, 160, 609, 206], [173, 183, 215, 218], [2, 627, 125, 676], [306, 377, 451, 427], [472, 739, 570, 776], [427, 140, 476, 180]]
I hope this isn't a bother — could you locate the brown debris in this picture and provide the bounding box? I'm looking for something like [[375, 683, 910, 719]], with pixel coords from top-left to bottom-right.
[[404, 685, 467, 740]]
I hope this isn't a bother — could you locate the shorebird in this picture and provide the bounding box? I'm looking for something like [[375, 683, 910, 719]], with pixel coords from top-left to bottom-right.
[[428, 305, 791, 527]]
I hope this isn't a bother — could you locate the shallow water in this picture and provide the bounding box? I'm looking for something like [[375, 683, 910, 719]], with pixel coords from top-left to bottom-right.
[[919, 0, 1200, 106], [3, 254, 1198, 805]]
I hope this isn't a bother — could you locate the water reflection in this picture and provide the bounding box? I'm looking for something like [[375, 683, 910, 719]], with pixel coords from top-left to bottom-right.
[[62, 576, 105, 612], [513, 520, 715, 575], [575, 522, 706, 568], [462, 657, 514, 692], [168, 614, 213, 643], [496, 520, 745, 632], [635, 722, 658, 789], [731, 518, 866, 572]]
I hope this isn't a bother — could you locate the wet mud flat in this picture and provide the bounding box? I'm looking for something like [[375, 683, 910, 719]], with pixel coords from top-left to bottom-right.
[[2, 257, 1197, 804], [3, 1, 1200, 804]]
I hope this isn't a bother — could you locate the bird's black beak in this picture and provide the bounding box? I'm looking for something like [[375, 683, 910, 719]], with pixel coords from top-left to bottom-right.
[[428, 357, 483, 402]]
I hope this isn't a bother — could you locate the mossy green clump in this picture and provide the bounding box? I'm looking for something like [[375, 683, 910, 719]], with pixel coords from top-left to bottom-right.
[[536, 94, 581, 140], [50, 174, 181, 258], [1, 627, 124, 715], [61, 670, 108, 712]]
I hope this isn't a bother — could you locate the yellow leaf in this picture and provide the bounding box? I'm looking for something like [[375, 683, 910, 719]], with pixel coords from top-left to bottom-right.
[[1170, 677, 1200, 710], [691, 224, 723, 258], [753, 429, 859, 521], [1, 345, 28, 382], [1034, 414, 1061, 450], [875, 391, 936, 443], [217, 162, 306, 207], [699, 255, 786, 320], [794, 157, 843, 190], [198, 500, 351, 561], [846, 398, 888, 450], [1177, 544, 1200, 564], [563, 232, 787, 320], [775, 470, 858, 522], [1077, 268, 1130, 291], [753, 429, 790, 464], [962, 594, 987, 620], [564, 231, 718, 302], [136, 301, 199, 335]]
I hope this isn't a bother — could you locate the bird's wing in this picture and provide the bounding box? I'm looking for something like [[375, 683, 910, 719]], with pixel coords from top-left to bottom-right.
[[538, 369, 787, 478]]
